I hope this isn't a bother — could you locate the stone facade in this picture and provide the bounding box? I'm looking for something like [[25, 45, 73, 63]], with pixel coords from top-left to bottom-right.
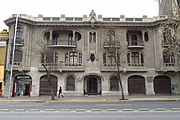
[[3, 10, 180, 97]]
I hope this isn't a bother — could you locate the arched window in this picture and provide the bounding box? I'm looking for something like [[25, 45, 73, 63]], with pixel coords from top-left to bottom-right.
[[65, 51, 82, 66], [66, 76, 75, 91], [127, 52, 144, 66], [107, 30, 115, 44], [103, 52, 120, 66], [110, 76, 119, 91], [14, 50, 23, 63], [163, 50, 175, 66], [89, 32, 96, 43]]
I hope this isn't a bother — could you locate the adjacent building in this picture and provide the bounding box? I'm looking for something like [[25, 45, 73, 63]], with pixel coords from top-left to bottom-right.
[[3, 1, 180, 97], [0, 29, 8, 96]]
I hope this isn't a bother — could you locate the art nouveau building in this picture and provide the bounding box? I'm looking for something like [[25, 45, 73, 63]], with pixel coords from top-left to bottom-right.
[[3, 9, 180, 97]]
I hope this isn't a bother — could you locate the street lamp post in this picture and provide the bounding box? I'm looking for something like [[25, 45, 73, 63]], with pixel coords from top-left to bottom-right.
[[8, 14, 18, 100]]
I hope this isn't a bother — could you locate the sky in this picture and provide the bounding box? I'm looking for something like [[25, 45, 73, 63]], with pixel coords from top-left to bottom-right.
[[0, 0, 159, 31]]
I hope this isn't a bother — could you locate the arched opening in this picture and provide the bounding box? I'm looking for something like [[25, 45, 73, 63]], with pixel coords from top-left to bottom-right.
[[66, 76, 75, 91], [154, 76, 171, 95], [13, 75, 32, 97], [110, 76, 119, 91], [40, 75, 58, 95], [128, 75, 145, 95], [84, 75, 101, 95]]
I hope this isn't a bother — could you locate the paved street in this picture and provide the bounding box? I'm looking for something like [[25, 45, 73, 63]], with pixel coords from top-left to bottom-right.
[[0, 112, 180, 120], [0, 101, 180, 111], [0, 95, 180, 119], [0, 95, 180, 112]]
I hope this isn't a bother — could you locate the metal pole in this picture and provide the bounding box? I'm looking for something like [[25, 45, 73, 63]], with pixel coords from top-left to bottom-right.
[[8, 14, 18, 100]]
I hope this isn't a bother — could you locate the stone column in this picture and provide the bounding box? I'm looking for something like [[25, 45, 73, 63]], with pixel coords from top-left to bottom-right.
[[145, 77, 155, 95], [49, 30, 53, 45], [72, 30, 75, 45], [142, 31, 145, 45]]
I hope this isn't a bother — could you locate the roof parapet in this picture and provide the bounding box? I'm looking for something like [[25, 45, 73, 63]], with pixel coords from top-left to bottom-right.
[[10, 14, 167, 22]]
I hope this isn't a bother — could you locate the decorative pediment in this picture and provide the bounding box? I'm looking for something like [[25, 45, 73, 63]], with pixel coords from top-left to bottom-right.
[[89, 10, 97, 27]]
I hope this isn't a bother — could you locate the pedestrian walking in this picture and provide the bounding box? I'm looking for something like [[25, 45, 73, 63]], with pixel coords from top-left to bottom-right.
[[171, 84, 175, 95], [58, 86, 64, 98]]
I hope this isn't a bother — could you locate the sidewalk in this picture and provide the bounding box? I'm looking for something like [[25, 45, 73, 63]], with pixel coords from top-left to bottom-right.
[[0, 95, 180, 102]]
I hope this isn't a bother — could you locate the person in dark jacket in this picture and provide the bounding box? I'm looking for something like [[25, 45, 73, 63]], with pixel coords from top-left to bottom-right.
[[58, 86, 64, 98]]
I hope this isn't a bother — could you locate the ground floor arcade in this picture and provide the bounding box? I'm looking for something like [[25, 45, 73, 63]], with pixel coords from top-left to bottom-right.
[[5, 71, 179, 97]]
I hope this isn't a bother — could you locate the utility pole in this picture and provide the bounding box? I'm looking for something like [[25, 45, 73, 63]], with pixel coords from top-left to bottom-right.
[[8, 14, 18, 100]]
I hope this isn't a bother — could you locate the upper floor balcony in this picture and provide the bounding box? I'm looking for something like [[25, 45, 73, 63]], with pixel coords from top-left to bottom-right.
[[156, 63, 179, 72], [44, 30, 81, 48], [38, 62, 85, 72], [7, 62, 30, 71], [103, 41, 120, 48], [46, 39, 77, 48], [127, 42, 144, 49], [126, 30, 147, 49], [100, 63, 147, 72]]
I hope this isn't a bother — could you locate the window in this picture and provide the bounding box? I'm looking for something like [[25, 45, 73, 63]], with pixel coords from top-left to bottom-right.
[[14, 50, 23, 63], [41, 51, 58, 63], [89, 32, 96, 43], [65, 51, 82, 66], [16, 26, 23, 44], [16, 26, 23, 39], [107, 30, 115, 44], [52, 33, 60, 45], [110, 76, 119, 91], [127, 30, 143, 46], [66, 76, 75, 91], [177, 0, 180, 7], [131, 35, 138, 45], [75, 32, 81, 41], [163, 50, 175, 66], [162, 28, 171, 45], [103, 52, 120, 66], [127, 52, 144, 66], [68, 33, 73, 45], [144, 32, 149, 42], [44, 32, 50, 41]]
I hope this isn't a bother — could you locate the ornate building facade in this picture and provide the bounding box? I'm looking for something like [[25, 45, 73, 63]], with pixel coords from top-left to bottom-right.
[[3, 9, 180, 97]]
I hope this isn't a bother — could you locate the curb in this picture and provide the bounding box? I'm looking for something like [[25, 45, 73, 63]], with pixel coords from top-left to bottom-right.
[[0, 108, 180, 112], [0, 98, 180, 103]]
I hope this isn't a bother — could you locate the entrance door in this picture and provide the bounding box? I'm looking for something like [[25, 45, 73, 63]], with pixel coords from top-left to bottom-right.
[[87, 77, 97, 95], [40, 75, 58, 95], [128, 75, 145, 95], [84, 75, 101, 95], [154, 76, 171, 95]]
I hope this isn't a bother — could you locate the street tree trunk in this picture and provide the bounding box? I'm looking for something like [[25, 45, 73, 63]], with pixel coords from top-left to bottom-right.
[[116, 62, 125, 100], [42, 64, 55, 100]]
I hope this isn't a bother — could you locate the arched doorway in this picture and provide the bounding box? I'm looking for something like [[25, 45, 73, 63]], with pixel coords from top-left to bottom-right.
[[84, 75, 101, 95], [154, 76, 171, 95], [40, 75, 58, 95], [13, 75, 32, 97], [128, 75, 145, 95]]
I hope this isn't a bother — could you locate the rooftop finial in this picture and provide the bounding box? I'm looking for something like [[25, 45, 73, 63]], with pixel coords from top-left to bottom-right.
[[89, 10, 96, 18]]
